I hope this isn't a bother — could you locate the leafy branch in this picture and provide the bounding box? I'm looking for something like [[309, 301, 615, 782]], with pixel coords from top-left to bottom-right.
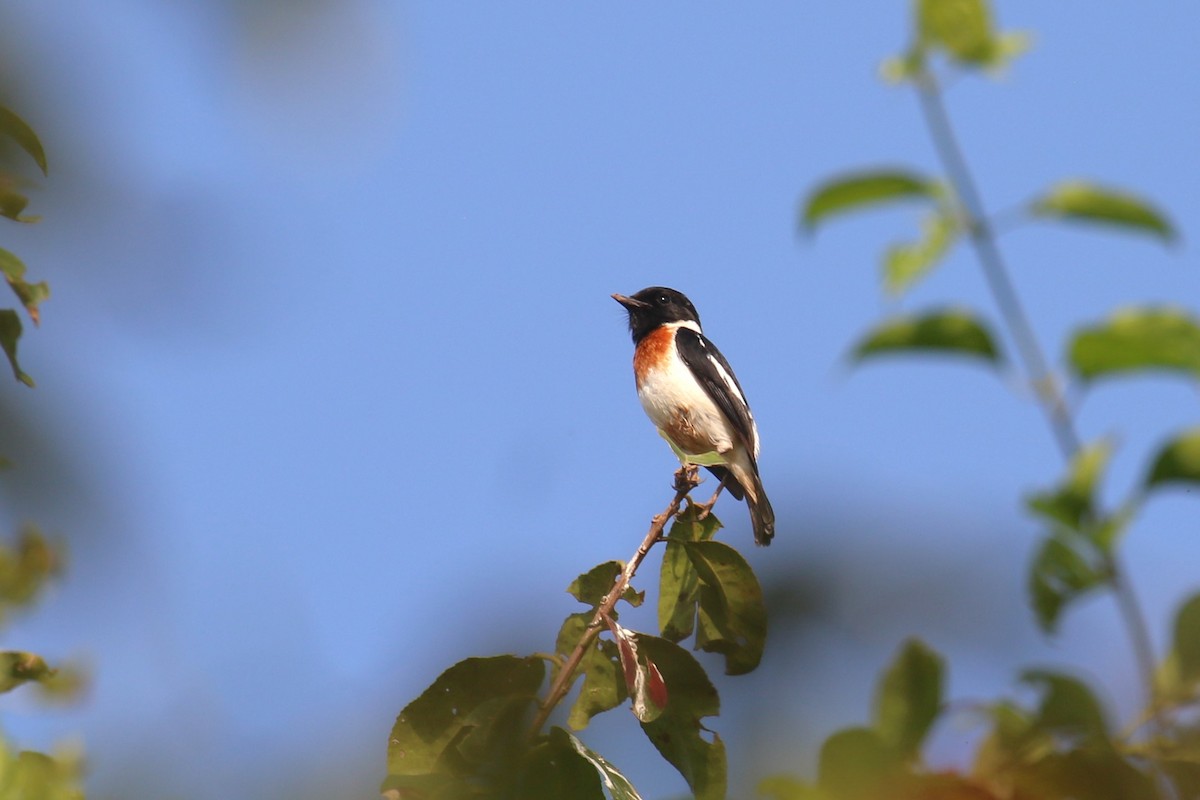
[[384, 463, 767, 799], [784, 0, 1200, 797], [529, 465, 700, 738]]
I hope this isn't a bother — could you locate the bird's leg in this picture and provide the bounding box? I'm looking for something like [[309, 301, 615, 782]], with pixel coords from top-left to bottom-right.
[[694, 474, 728, 520]]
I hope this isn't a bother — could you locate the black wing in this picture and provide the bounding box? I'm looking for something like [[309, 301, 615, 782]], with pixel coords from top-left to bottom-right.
[[674, 327, 758, 461]]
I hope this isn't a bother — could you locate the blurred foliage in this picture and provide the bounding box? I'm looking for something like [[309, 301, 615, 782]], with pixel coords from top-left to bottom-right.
[[0, 107, 84, 799], [792, 0, 1196, 798]]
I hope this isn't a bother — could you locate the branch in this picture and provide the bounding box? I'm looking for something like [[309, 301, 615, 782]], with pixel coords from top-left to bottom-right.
[[913, 70, 1164, 740], [527, 465, 701, 738]]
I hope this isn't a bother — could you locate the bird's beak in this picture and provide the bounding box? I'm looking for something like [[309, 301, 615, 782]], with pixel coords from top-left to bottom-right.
[[612, 293, 649, 310]]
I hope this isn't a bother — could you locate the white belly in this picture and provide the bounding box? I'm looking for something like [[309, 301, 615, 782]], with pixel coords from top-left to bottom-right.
[[637, 345, 736, 461]]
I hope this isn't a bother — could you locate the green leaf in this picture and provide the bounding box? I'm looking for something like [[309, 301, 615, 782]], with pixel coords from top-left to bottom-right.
[[1071, 308, 1200, 383], [816, 727, 899, 800], [802, 169, 937, 232], [882, 211, 958, 296], [516, 727, 607, 800], [1020, 670, 1110, 745], [1146, 428, 1200, 492], [658, 505, 721, 642], [851, 309, 1001, 365], [873, 638, 944, 759], [0, 248, 48, 325], [0, 527, 61, 612], [917, 0, 996, 64], [0, 310, 33, 386], [568, 561, 622, 608], [558, 729, 645, 800], [0, 107, 48, 176], [387, 655, 544, 776], [0, 652, 54, 693], [1026, 440, 1112, 532], [1172, 593, 1200, 687], [1031, 181, 1175, 242], [554, 613, 627, 730], [757, 776, 827, 800], [1028, 533, 1107, 633], [686, 540, 767, 675], [636, 635, 726, 800]]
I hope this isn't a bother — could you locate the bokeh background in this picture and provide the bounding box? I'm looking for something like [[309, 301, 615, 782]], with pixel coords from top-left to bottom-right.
[[0, 1, 1196, 797]]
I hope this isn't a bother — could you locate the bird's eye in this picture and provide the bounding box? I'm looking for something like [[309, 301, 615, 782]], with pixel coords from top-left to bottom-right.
[[656, 294, 669, 306]]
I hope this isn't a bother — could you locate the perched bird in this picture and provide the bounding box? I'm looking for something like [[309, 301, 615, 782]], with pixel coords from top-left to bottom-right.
[[613, 287, 775, 545]]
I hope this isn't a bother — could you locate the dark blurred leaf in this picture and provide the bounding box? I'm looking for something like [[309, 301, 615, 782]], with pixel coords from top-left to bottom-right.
[[606, 620, 666, 724], [1015, 749, 1157, 800], [1028, 534, 1107, 633], [1026, 440, 1112, 532], [852, 309, 1001, 365], [557, 728, 644, 800], [1070, 308, 1200, 382], [817, 727, 899, 800], [637, 635, 726, 800], [380, 771, 477, 800], [1172, 593, 1200, 687], [0, 652, 53, 693], [1020, 670, 1110, 745], [874, 638, 944, 760], [686, 540, 766, 676], [0, 310, 33, 386], [658, 505, 720, 642], [1146, 428, 1200, 492], [802, 170, 936, 232], [883, 211, 959, 296], [387, 655, 544, 777], [917, 0, 995, 63], [515, 727, 606, 800], [0, 107, 48, 176], [0, 527, 60, 612], [1031, 181, 1175, 242], [757, 775, 826, 800]]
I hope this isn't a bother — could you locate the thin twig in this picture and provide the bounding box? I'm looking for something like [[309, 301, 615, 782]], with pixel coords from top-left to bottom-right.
[[526, 465, 700, 739], [914, 71, 1164, 735]]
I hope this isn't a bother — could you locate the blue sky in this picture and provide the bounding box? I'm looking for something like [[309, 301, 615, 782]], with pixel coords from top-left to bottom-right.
[[0, 2, 1197, 797]]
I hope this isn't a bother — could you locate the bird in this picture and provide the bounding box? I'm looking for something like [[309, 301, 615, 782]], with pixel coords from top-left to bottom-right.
[[612, 287, 775, 546]]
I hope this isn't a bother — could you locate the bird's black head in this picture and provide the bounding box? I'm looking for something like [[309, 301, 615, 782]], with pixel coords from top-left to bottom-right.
[[612, 286, 701, 343]]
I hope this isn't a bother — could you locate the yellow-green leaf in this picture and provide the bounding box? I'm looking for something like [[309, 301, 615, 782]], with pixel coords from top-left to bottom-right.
[[874, 638, 944, 759], [802, 170, 937, 232], [1172, 593, 1200, 687], [1031, 181, 1175, 242], [852, 309, 1001, 365], [882, 211, 959, 296], [1146, 428, 1200, 491], [0, 107, 48, 176], [917, 0, 996, 64], [1070, 308, 1200, 382]]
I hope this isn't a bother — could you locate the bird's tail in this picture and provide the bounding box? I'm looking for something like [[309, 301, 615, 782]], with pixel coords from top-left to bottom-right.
[[730, 462, 775, 546]]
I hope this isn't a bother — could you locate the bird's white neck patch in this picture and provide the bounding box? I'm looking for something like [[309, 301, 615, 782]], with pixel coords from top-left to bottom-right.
[[666, 320, 702, 335]]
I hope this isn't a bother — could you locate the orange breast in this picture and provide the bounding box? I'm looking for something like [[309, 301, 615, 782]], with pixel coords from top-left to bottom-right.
[[633, 325, 675, 387]]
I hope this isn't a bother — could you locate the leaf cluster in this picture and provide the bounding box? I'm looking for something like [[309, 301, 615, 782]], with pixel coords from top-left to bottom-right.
[[0, 106, 49, 386], [787, 0, 1200, 798], [383, 503, 767, 799]]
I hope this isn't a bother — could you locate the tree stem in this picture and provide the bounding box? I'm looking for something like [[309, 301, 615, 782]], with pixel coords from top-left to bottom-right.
[[914, 72, 1162, 730], [527, 466, 700, 738]]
